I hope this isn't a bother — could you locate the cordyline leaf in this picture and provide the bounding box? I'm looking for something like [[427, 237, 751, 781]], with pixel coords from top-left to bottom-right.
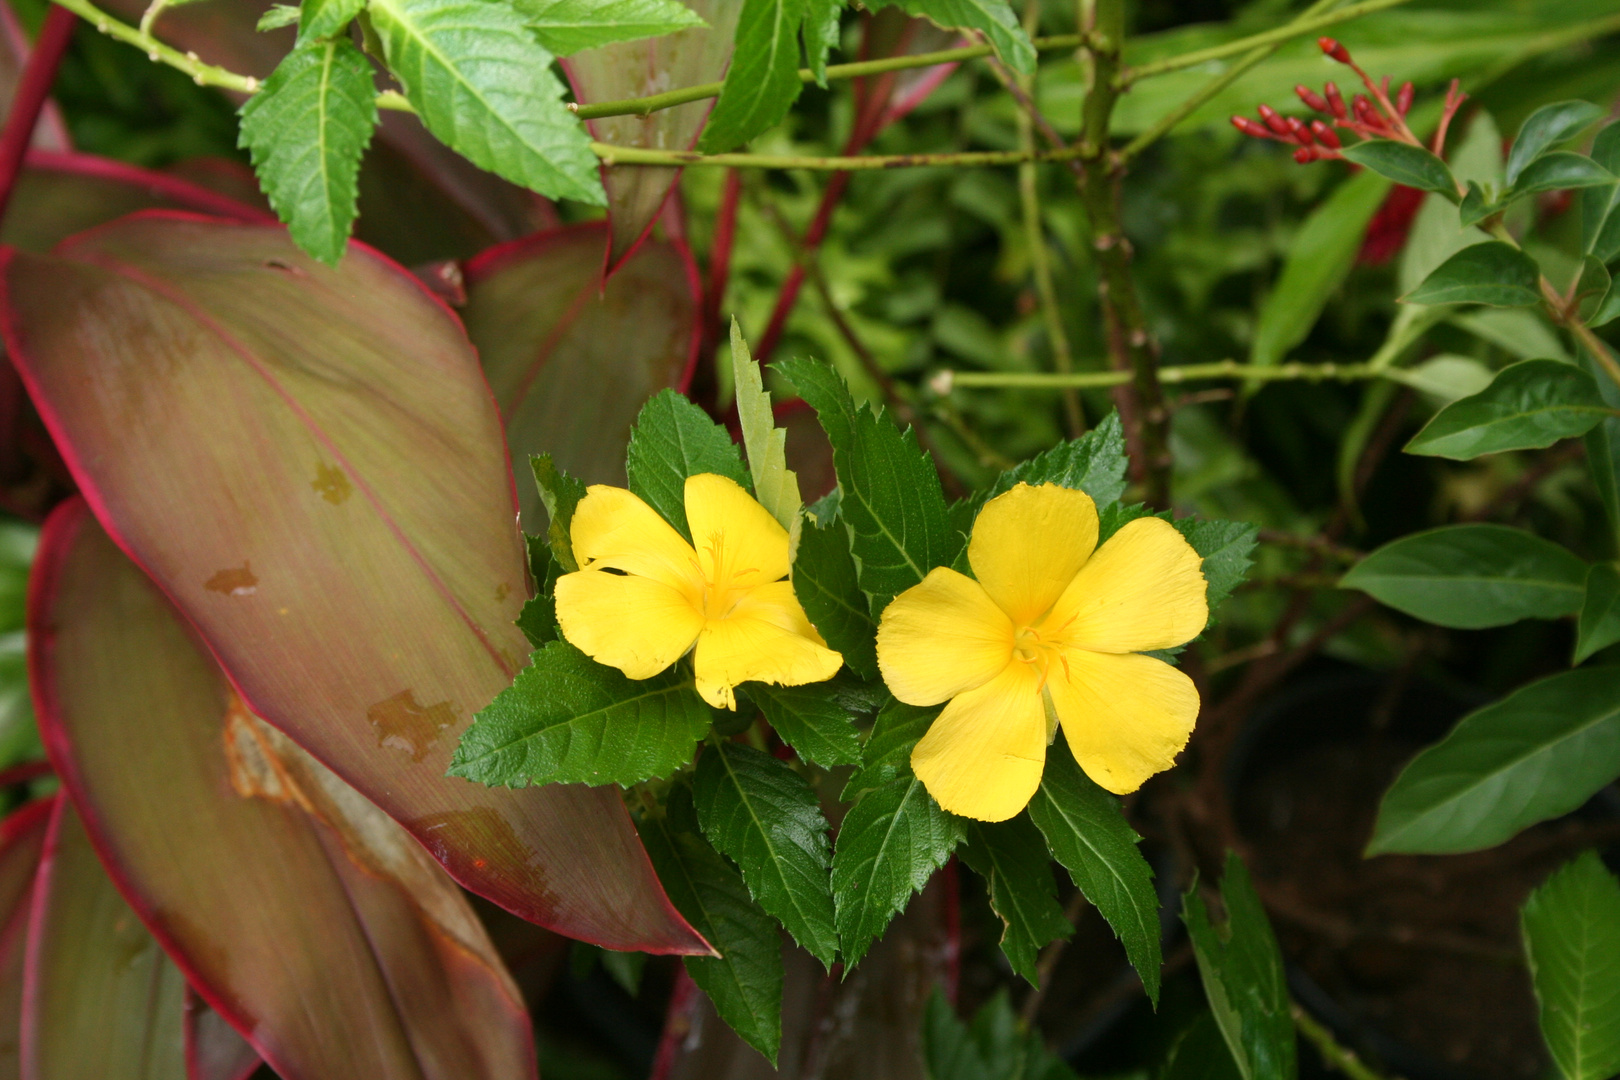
[[461, 223, 699, 532], [731, 320, 802, 548], [0, 215, 703, 954], [32, 501, 539, 1080], [0, 2, 72, 152], [186, 990, 264, 1080], [0, 798, 50, 1077]]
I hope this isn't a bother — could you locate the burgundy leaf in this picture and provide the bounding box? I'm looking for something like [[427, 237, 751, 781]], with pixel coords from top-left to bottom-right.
[[184, 990, 261, 1080], [0, 4, 69, 153]]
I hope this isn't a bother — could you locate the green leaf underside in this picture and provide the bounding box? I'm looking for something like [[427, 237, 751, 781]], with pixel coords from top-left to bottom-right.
[[693, 741, 839, 968], [640, 786, 783, 1065], [831, 774, 963, 967], [1175, 518, 1257, 621], [792, 513, 879, 680], [960, 817, 1072, 985], [1582, 124, 1620, 263], [1521, 851, 1620, 1080], [778, 358, 951, 612], [865, 0, 1033, 74], [1406, 359, 1613, 460], [366, 0, 604, 203], [1026, 749, 1162, 1004], [238, 39, 377, 266], [1341, 524, 1587, 629], [1340, 140, 1457, 195], [1506, 100, 1607, 186], [841, 696, 937, 798], [1369, 666, 1620, 855], [448, 640, 712, 787], [298, 0, 365, 41], [697, 0, 808, 153], [531, 454, 588, 572], [1576, 563, 1620, 665], [1182, 854, 1296, 1080], [746, 681, 861, 769], [626, 389, 751, 541], [730, 321, 801, 537], [516, 0, 706, 55], [1406, 241, 1542, 307]]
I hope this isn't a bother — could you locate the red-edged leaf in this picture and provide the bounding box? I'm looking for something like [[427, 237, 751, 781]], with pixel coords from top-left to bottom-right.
[[32, 500, 539, 1079], [23, 797, 189, 1079], [1, 214, 703, 953], [463, 221, 700, 527], [0, 5, 70, 153], [852, 13, 961, 137], [184, 990, 261, 1080], [0, 799, 50, 1078], [561, 0, 744, 274]]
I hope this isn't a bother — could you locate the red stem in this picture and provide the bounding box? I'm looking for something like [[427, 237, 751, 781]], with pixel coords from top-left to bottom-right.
[[0, 5, 76, 228]]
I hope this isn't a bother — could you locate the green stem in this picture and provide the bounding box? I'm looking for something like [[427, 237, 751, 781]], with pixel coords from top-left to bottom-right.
[[588, 141, 1086, 169], [1486, 221, 1620, 391], [1292, 1003, 1401, 1080], [51, 0, 259, 93], [940, 358, 1386, 389]]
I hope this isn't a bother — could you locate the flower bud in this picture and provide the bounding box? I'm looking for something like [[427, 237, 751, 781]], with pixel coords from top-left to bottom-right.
[[1324, 82, 1347, 119], [1319, 36, 1350, 63], [1396, 81, 1414, 116], [1231, 116, 1271, 139], [1294, 146, 1317, 164], [1310, 120, 1342, 148], [1296, 84, 1330, 113], [1287, 117, 1314, 144], [1257, 104, 1292, 136]]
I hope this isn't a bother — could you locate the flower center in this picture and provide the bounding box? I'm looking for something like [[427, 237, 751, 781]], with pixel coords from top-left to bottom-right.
[[698, 529, 762, 621], [1012, 624, 1069, 693]]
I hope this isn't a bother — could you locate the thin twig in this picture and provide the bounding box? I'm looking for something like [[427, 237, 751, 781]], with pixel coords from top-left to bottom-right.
[[939, 358, 1389, 389], [1292, 1003, 1405, 1080]]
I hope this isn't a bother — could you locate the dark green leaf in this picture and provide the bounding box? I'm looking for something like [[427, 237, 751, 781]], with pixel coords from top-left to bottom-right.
[[1160, 1011, 1244, 1080], [696, 0, 807, 152], [1582, 124, 1620, 263], [448, 640, 712, 787], [840, 696, 937, 798], [1181, 853, 1295, 1080], [1174, 518, 1257, 620], [1506, 100, 1606, 186], [516, 593, 557, 647], [803, 0, 841, 83], [298, 0, 364, 40], [1582, 343, 1620, 555], [1026, 749, 1161, 1004], [793, 513, 878, 680], [1404, 359, 1613, 460], [1341, 524, 1587, 629], [641, 785, 784, 1065], [516, 0, 706, 55], [960, 817, 1072, 985], [625, 389, 750, 541], [865, 0, 1033, 74], [237, 39, 377, 266], [693, 741, 839, 968], [1369, 667, 1620, 854], [831, 775, 963, 966], [747, 681, 862, 769], [920, 988, 1078, 1080], [921, 989, 995, 1080], [1405, 241, 1543, 307], [531, 454, 588, 572], [1575, 563, 1620, 665], [1521, 851, 1620, 1080], [1578, 255, 1613, 326], [985, 410, 1129, 506], [1458, 180, 1496, 228], [1510, 152, 1615, 198], [1340, 140, 1456, 197]]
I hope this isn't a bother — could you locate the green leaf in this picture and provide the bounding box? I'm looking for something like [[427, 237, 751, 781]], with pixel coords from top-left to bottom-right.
[[640, 785, 783, 1065], [1404, 359, 1613, 460], [237, 39, 377, 266], [1576, 563, 1620, 665], [1368, 667, 1620, 855], [1339, 140, 1457, 197], [625, 388, 750, 540], [516, 0, 706, 54], [1511, 152, 1616, 198], [920, 989, 1078, 1080], [693, 740, 839, 968], [1388, 354, 1495, 407], [1341, 524, 1587, 629], [840, 696, 936, 798], [1506, 100, 1606, 186], [1181, 853, 1296, 1080], [366, 0, 604, 203], [516, 588, 558, 647], [1521, 851, 1620, 1080], [1578, 256, 1613, 327], [960, 816, 1072, 985], [746, 681, 862, 769], [1405, 241, 1543, 307], [802, 0, 841, 83], [865, 0, 1033, 74], [1582, 123, 1620, 263], [1174, 518, 1257, 620], [985, 410, 1130, 506], [531, 454, 588, 572], [831, 774, 963, 967], [1026, 749, 1162, 1004], [1161, 1011, 1244, 1080], [792, 513, 878, 680], [298, 0, 364, 41], [448, 639, 713, 787], [1457, 180, 1496, 228], [730, 320, 801, 542], [777, 358, 951, 611], [696, 0, 808, 152], [257, 3, 300, 31]]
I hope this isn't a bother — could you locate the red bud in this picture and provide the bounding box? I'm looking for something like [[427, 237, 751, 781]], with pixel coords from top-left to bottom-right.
[[1396, 81, 1414, 116], [1319, 36, 1350, 63], [1324, 82, 1347, 120], [1257, 104, 1292, 136], [1287, 117, 1314, 144], [1294, 146, 1317, 164], [1296, 84, 1330, 113], [1231, 116, 1272, 139], [1310, 120, 1342, 149]]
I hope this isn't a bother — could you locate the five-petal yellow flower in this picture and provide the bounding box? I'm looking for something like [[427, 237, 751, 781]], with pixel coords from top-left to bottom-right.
[[876, 482, 1208, 822], [555, 473, 842, 710]]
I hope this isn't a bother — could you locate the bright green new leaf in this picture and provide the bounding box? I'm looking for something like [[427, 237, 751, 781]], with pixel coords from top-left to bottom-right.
[[1575, 563, 1620, 665], [840, 696, 936, 798], [1521, 851, 1620, 1080], [625, 388, 751, 541], [257, 3, 299, 31], [1404, 359, 1613, 460], [448, 640, 713, 787], [1369, 667, 1620, 855], [1405, 241, 1543, 307], [960, 817, 1072, 985], [693, 741, 839, 968], [730, 320, 801, 547], [531, 454, 588, 572], [1340, 140, 1457, 198], [517, 0, 706, 54], [1388, 354, 1494, 406], [1582, 123, 1620, 263], [1342, 524, 1587, 628], [1506, 100, 1606, 186], [298, 0, 364, 41], [237, 39, 377, 266], [866, 0, 1033, 74], [366, 0, 604, 203], [792, 513, 878, 680], [745, 681, 862, 769], [1511, 152, 1615, 198], [696, 0, 808, 152]]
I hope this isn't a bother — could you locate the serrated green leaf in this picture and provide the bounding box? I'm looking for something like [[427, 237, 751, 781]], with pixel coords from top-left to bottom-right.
[[792, 513, 878, 680], [803, 0, 841, 83], [516, 593, 557, 647], [1405, 241, 1543, 307], [1174, 518, 1256, 621], [531, 454, 588, 572], [1521, 851, 1620, 1080], [1342, 524, 1587, 629], [625, 389, 750, 541], [960, 816, 1072, 985], [1506, 100, 1606, 187], [1026, 749, 1161, 1004], [730, 320, 801, 545], [985, 410, 1129, 506], [832, 774, 963, 966], [841, 695, 936, 798], [1582, 124, 1620, 263], [746, 681, 861, 769], [1161, 1011, 1244, 1080], [693, 741, 839, 968], [366, 0, 604, 203], [237, 39, 377, 266], [1340, 140, 1456, 197], [921, 989, 1078, 1080], [778, 358, 951, 611], [1576, 563, 1620, 665], [640, 785, 783, 1065], [696, 0, 808, 152], [298, 0, 364, 40], [448, 639, 712, 787], [1182, 853, 1296, 1080], [1510, 152, 1615, 199], [515, 0, 706, 54], [257, 3, 299, 31], [1404, 359, 1613, 460], [865, 0, 1032, 74], [1369, 667, 1620, 855]]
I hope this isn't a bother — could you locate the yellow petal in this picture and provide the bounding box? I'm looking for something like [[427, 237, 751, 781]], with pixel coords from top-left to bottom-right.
[[685, 473, 791, 594], [570, 485, 702, 596], [1047, 649, 1199, 794], [876, 567, 1014, 706], [910, 663, 1046, 822], [692, 581, 843, 710], [1043, 517, 1207, 653], [968, 483, 1099, 626], [555, 570, 706, 679]]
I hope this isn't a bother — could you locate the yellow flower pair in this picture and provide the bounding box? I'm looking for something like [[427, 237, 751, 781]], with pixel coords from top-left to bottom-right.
[[552, 474, 1207, 821]]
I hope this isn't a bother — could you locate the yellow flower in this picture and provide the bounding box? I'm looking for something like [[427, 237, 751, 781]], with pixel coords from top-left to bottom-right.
[[554, 473, 842, 710], [876, 482, 1207, 822]]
